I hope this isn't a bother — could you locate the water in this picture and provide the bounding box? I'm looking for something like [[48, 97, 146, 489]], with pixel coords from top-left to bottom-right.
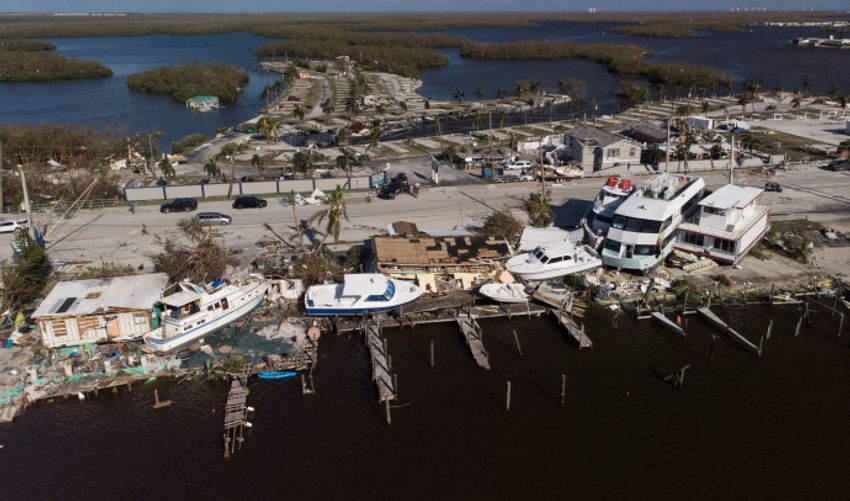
[[2, 24, 848, 147], [0, 32, 279, 147], [2, 304, 849, 499]]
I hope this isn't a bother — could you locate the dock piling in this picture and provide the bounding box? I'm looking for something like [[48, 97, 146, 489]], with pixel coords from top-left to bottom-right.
[[505, 381, 512, 411], [385, 399, 391, 427], [560, 374, 566, 406], [512, 329, 523, 357], [766, 319, 774, 340], [430, 340, 435, 368], [795, 315, 803, 337]]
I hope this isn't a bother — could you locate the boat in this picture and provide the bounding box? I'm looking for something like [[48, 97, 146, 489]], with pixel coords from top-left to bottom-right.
[[585, 176, 636, 237], [478, 283, 529, 303], [506, 241, 602, 281], [554, 166, 584, 179], [304, 273, 423, 316], [257, 371, 297, 380], [600, 172, 705, 273], [144, 276, 269, 353]]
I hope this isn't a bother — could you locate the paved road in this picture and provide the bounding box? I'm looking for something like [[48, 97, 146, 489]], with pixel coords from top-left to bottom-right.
[[2, 165, 848, 271]]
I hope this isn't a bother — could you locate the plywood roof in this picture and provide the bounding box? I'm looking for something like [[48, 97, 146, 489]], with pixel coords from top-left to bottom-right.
[[373, 235, 510, 266]]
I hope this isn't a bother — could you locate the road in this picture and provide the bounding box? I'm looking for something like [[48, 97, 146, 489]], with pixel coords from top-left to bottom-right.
[[2, 165, 849, 271]]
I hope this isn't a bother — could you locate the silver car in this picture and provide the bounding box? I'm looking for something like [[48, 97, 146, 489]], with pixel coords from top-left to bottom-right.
[[0, 219, 28, 234], [195, 212, 232, 226]]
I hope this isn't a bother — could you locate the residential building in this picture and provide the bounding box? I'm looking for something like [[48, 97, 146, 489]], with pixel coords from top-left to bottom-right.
[[32, 274, 169, 348], [622, 122, 668, 145], [675, 184, 771, 264], [564, 126, 643, 172]]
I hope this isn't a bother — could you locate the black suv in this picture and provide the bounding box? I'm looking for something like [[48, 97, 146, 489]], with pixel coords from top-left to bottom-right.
[[378, 173, 410, 200], [232, 195, 268, 209], [160, 198, 197, 213]]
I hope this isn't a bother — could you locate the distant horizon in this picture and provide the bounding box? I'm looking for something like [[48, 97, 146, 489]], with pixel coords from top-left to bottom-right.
[[3, 9, 850, 14]]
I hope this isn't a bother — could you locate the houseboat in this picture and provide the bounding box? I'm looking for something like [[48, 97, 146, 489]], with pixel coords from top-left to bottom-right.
[[585, 175, 636, 237], [506, 241, 602, 281], [675, 184, 770, 264], [601, 173, 705, 273], [304, 273, 423, 316], [144, 276, 268, 353]]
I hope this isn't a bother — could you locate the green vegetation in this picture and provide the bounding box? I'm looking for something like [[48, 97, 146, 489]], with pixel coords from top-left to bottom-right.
[[524, 191, 555, 228], [460, 41, 731, 90], [616, 81, 650, 105], [309, 185, 349, 246], [257, 40, 447, 78], [0, 50, 112, 82], [170, 133, 206, 154], [0, 123, 124, 167], [126, 62, 249, 104], [0, 39, 55, 51], [1, 231, 50, 310], [480, 208, 524, 242]]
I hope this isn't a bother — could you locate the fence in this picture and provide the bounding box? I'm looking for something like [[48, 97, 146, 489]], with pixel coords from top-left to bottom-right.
[[123, 173, 384, 203], [1, 198, 125, 215]]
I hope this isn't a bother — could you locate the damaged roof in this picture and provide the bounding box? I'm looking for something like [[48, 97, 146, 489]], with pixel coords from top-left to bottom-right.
[[32, 273, 170, 319], [567, 125, 632, 148], [373, 235, 511, 266]]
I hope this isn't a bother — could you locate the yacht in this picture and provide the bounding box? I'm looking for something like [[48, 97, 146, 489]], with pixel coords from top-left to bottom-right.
[[601, 173, 705, 273], [506, 241, 602, 281], [585, 175, 636, 236], [144, 276, 268, 353], [304, 273, 423, 316]]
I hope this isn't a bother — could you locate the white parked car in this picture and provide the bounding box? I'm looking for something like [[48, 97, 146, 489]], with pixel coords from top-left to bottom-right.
[[0, 219, 28, 234], [503, 160, 533, 170]]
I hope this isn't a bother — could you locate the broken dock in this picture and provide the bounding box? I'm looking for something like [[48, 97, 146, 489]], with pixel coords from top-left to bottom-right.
[[651, 311, 686, 338], [223, 375, 251, 459], [697, 306, 761, 355], [549, 308, 592, 350], [456, 313, 491, 369], [364, 319, 397, 402]]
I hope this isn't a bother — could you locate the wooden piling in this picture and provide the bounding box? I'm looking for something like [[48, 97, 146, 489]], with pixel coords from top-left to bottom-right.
[[429, 340, 435, 368], [393, 374, 398, 398], [709, 334, 717, 363], [795, 315, 803, 337], [766, 319, 773, 340], [385, 399, 392, 427], [758, 335, 764, 358], [512, 329, 523, 357], [505, 381, 512, 411]]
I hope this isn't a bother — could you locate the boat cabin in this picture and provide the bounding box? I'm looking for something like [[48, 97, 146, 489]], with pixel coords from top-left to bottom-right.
[[675, 184, 770, 264]]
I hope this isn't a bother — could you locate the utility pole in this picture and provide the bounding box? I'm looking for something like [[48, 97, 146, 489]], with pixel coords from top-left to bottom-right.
[[19, 168, 35, 239], [729, 134, 735, 185], [665, 117, 671, 173], [0, 140, 4, 212]]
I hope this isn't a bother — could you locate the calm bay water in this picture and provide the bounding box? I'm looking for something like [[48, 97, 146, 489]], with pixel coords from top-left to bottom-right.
[[2, 304, 849, 500], [2, 23, 849, 146]]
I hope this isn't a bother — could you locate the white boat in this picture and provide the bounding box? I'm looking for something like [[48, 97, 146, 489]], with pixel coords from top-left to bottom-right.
[[506, 241, 602, 281], [554, 166, 584, 179], [304, 273, 422, 316], [144, 276, 268, 353], [478, 283, 529, 303], [586, 175, 636, 236]]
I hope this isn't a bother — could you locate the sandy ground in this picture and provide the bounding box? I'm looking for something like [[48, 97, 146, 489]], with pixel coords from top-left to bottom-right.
[[3, 162, 849, 281]]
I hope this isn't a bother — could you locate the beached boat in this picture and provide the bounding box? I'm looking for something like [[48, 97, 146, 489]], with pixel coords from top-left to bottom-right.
[[585, 175, 636, 236], [304, 273, 423, 316], [257, 371, 297, 380], [144, 276, 268, 353], [478, 283, 529, 303], [506, 241, 602, 281]]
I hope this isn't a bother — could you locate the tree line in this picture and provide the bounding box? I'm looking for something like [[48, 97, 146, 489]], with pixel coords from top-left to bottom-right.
[[126, 62, 249, 104], [0, 42, 112, 82]]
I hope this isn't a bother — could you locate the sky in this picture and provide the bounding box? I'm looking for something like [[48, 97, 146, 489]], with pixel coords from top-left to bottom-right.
[[3, 1, 849, 13]]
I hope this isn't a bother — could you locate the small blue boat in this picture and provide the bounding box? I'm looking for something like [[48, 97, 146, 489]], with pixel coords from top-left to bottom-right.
[[257, 371, 297, 380]]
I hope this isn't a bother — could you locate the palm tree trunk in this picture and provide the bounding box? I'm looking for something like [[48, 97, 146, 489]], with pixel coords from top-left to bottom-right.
[[292, 205, 306, 254]]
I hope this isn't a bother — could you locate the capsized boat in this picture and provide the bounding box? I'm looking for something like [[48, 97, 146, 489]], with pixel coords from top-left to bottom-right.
[[305, 273, 422, 316], [506, 241, 602, 281], [478, 283, 529, 303], [144, 276, 268, 353], [257, 371, 297, 380]]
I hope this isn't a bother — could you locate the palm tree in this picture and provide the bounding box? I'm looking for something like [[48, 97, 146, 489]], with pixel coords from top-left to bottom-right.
[[336, 154, 350, 176], [293, 104, 306, 122], [203, 158, 220, 180], [474, 84, 485, 102], [159, 157, 175, 180], [495, 88, 506, 100], [251, 154, 264, 173], [399, 100, 408, 112], [452, 88, 465, 104], [524, 192, 554, 228], [514, 81, 526, 97], [337, 126, 349, 146], [285, 189, 306, 254], [366, 124, 383, 151], [345, 97, 361, 115], [529, 80, 541, 96], [791, 96, 801, 109], [829, 83, 841, 100], [292, 151, 311, 173], [496, 110, 505, 129], [321, 98, 335, 119], [701, 101, 710, 114], [309, 185, 349, 247], [737, 94, 750, 119], [443, 144, 458, 163]]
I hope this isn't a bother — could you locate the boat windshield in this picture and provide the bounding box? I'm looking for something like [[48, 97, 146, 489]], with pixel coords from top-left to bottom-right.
[[532, 247, 545, 260], [366, 280, 396, 302]]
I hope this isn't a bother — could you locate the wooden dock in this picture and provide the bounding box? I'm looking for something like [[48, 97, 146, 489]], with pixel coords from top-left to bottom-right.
[[550, 308, 592, 350], [651, 311, 686, 338], [455, 314, 491, 369], [223, 376, 250, 459], [365, 320, 397, 402], [697, 306, 760, 355]]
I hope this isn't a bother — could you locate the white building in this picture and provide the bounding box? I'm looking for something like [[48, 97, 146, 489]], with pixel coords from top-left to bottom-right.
[[32, 274, 169, 348], [675, 184, 770, 264]]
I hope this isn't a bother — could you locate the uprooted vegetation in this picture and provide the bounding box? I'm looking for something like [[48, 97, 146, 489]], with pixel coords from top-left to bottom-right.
[[151, 218, 238, 283], [0, 231, 51, 310], [479, 207, 524, 242], [763, 220, 820, 264]]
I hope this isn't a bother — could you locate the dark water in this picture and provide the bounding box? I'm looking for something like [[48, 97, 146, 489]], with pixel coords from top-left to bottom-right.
[[3, 304, 849, 500], [0, 32, 278, 146], [2, 23, 849, 147]]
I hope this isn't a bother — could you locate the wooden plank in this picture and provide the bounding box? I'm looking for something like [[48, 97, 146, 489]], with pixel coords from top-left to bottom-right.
[[697, 307, 759, 354], [365, 322, 397, 402], [550, 308, 592, 349], [456, 316, 491, 369], [651, 311, 686, 338]]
